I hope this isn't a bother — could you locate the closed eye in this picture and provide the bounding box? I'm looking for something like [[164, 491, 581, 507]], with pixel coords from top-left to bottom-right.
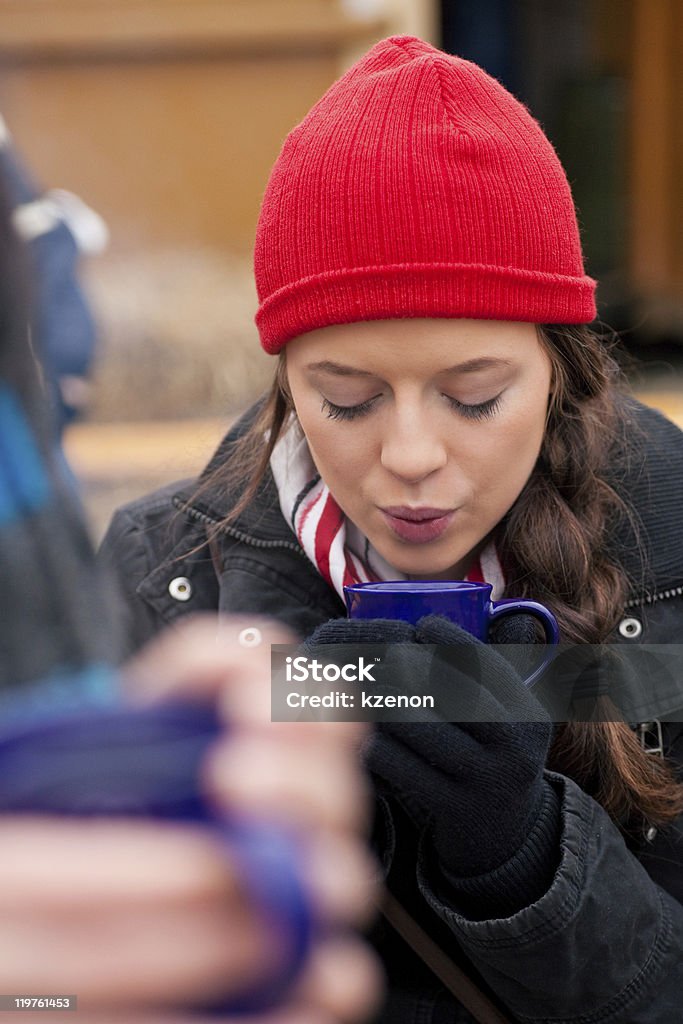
[[321, 396, 380, 421], [444, 393, 503, 420], [321, 392, 504, 422]]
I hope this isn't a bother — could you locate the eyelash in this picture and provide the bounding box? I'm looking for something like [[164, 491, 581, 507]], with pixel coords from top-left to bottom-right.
[[321, 396, 378, 421], [321, 393, 503, 422], [444, 393, 503, 420]]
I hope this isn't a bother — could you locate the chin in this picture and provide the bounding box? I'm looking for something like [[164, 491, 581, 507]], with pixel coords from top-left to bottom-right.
[[388, 552, 465, 580], [403, 568, 463, 582]]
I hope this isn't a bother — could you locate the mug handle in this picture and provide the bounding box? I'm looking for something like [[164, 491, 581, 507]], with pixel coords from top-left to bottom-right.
[[489, 599, 560, 688]]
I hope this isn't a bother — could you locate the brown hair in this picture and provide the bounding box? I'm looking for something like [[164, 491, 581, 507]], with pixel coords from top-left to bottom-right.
[[195, 324, 683, 836], [503, 325, 683, 835]]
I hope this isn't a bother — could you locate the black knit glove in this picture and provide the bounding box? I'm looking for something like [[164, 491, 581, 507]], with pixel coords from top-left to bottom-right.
[[306, 614, 560, 918]]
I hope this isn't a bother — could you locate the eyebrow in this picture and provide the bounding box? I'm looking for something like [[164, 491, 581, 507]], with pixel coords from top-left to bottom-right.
[[306, 357, 512, 378]]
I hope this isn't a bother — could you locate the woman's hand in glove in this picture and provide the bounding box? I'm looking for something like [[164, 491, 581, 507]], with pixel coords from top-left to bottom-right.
[[306, 613, 560, 918]]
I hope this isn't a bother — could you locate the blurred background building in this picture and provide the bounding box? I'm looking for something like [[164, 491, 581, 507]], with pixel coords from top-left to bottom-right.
[[0, 0, 680, 530]]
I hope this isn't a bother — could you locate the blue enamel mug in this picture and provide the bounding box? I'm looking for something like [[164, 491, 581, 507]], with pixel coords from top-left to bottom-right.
[[344, 580, 560, 687], [0, 698, 313, 1015]]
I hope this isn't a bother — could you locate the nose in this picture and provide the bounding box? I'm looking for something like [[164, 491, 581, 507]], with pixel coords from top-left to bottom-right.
[[380, 408, 448, 483]]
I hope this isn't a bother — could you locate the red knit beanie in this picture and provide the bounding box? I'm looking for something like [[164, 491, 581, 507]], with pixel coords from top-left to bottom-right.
[[254, 35, 596, 354]]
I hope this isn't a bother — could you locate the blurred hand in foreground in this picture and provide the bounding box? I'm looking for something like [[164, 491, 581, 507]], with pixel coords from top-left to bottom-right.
[[0, 616, 381, 1024]]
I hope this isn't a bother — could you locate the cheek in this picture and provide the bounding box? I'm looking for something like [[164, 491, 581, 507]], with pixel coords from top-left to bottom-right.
[[296, 411, 373, 492], [466, 401, 547, 505]]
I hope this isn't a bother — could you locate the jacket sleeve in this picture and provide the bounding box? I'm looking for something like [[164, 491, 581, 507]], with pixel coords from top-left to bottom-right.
[[417, 772, 683, 1023], [98, 505, 167, 657]]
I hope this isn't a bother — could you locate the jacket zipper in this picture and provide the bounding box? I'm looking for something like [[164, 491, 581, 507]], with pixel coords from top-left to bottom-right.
[[173, 497, 308, 557], [626, 584, 683, 608]]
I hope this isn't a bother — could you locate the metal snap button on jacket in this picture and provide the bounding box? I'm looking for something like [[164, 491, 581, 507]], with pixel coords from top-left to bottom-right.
[[618, 617, 642, 639], [168, 576, 192, 602]]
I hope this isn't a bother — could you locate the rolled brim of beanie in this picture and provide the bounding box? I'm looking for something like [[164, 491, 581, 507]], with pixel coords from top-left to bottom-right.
[[256, 263, 597, 354]]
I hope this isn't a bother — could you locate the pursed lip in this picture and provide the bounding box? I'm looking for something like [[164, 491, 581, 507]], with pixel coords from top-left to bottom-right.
[[381, 505, 454, 522], [379, 506, 456, 543]]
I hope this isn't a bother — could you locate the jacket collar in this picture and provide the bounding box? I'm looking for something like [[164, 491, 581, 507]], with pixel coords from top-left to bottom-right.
[[174, 400, 293, 544], [605, 397, 683, 603]]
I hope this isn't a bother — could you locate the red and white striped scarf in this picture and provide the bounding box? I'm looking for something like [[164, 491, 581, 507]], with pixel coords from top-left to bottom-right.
[[269, 421, 505, 602]]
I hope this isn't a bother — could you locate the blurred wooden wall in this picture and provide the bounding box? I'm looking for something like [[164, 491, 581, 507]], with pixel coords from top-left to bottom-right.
[[592, 0, 683, 327], [628, 0, 683, 325], [0, 0, 390, 253]]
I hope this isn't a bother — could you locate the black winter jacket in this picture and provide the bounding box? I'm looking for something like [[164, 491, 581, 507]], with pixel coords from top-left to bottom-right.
[[101, 398, 683, 1024]]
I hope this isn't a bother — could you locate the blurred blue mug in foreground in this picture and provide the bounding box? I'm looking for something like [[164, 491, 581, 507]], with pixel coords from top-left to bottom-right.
[[344, 580, 560, 687]]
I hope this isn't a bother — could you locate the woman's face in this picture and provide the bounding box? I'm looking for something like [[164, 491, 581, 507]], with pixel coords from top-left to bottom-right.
[[285, 319, 552, 579]]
